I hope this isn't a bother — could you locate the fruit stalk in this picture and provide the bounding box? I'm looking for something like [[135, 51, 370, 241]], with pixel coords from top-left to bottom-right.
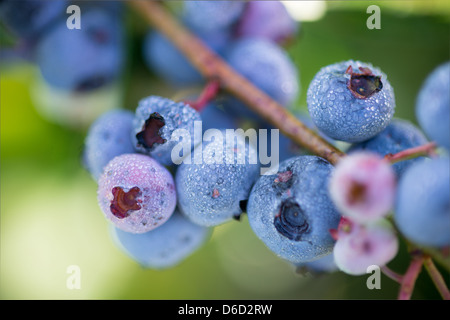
[[128, 0, 345, 165], [423, 255, 450, 300], [384, 142, 437, 164], [380, 266, 403, 283], [398, 251, 424, 300]]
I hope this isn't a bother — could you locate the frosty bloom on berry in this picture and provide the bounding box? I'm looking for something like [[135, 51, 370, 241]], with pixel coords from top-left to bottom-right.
[[97, 153, 176, 234], [307, 60, 395, 142], [329, 152, 396, 224], [131, 96, 202, 166], [176, 129, 260, 227], [332, 218, 399, 276]]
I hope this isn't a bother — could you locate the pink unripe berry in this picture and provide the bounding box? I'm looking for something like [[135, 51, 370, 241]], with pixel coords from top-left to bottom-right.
[[97, 153, 176, 233], [332, 218, 399, 275], [329, 151, 396, 223]]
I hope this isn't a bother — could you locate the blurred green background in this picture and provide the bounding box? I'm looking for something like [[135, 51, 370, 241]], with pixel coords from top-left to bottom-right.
[[1, 1, 449, 300]]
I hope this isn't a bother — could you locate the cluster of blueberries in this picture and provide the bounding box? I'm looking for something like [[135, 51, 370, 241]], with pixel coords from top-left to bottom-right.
[[0, 0, 126, 127], [3, 1, 449, 276]]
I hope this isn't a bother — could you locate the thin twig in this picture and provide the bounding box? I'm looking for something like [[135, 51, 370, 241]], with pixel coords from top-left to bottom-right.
[[423, 255, 450, 300], [128, 0, 345, 165]]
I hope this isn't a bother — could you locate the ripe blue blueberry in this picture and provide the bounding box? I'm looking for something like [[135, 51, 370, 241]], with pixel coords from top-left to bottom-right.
[[247, 156, 341, 264], [394, 156, 450, 248], [131, 96, 202, 166], [223, 38, 299, 123], [97, 153, 177, 234], [200, 102, 238, 133], [307, 60, 396, 142], [83, 109, 135, 181], [348, 119, 428, 177], [236, 0, 298, 44], [142, 25, 230, 87], [110, 211, 211, 269], [416, 61, 450, 150], [294, 253, 338, 275], [176, 129, 260, 227], [142, 30, 202, 87], [0, 0, 66, 40], [182, 0, 246, 33], [35, 7, 125, 91]]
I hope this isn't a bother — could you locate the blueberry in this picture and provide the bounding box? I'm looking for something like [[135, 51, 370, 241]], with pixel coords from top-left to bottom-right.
[[223, 38, 299, 123], [182, 0, 246, 33], [200, 102, 238, 133], [294, 253, 338, 275], [307, 60, 396, 142], [97, 153, 177, 234], [35, 7, 125, 91], [0, 0, 67, 40], [333, 218, 399, 276], [394, 156, 450, 248], [83, 109, 135, 181], [143, 20, 231, 87], [416, 61, 450, 150], [110, 211, 211, 269], [348, 119, 428, 177], [236, 1, 298, 44], [176, 129, 260, 227], [142, 31, 203, 87], [247, 156, 341, 264], [131, 96, 202, 166]]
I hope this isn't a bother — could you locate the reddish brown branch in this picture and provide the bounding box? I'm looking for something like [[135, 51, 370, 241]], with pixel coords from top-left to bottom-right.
[[129, 0, 345, 165]]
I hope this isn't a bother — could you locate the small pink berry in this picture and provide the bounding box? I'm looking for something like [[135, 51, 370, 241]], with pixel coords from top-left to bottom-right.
[[332, 218, 399, 275], [97, 153, 176, 234], [329, 151, 396, 223]]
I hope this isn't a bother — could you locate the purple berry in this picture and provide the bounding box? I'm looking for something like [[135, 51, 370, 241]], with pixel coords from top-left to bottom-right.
[[182, 0, 246, 33], [329, 152, 396, 224], [333, 218, 399, 276], [236, 1, 297, 44], [97, 153, 177, 234]]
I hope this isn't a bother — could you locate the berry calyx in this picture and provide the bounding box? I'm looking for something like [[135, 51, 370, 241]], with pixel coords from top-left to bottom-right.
[[346, 65, 383, 99], [136, 112, 166, 150], [110, 186, 142, 219], [274, 198, 310, 241]]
